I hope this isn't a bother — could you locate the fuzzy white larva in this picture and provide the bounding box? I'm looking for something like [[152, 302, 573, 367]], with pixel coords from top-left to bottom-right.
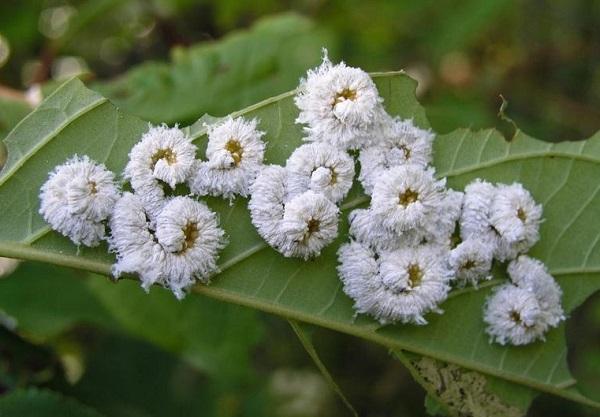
[[280, 190, 339, 259], [338, 241, 452, 325], [39, 155, 120, 246], [154, 196, 227, 299], [359, 118, 434, 194], [348, 208, 407, 252], [249, 165, 289, 252], [459, 179, 497, 243], [483, 284, 549, 345], [189, 117, 266, 200], [125, 125, 196, 220], [109, 192, 167, 290], [507, 255, 564, 327], [294, 50, 386, 150], [285, 142, 355, 203], [460, 180, 543, 262], [490, 183, 542, 258], [448, 239, 494, 287], [371, 165, 446, 234], [420, 189, 463, 247], [110, 193, 227, 299]]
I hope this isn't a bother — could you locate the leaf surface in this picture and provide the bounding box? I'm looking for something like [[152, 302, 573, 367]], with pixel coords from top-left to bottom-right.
[[0, 73, 598, 407]]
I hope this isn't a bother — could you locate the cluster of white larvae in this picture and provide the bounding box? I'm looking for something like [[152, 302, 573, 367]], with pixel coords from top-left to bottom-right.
[[39, 50, 564, 345], [39, 118, 265, 299]]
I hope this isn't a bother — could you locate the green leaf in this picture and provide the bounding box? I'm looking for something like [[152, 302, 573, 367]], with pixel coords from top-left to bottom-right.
[[0, 72, 599, 409], [0, 388, 105, 417], [94, 13, 335, 125]]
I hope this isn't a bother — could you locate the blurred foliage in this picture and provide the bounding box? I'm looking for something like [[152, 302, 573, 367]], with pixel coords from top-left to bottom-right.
[[0, 263, 264, 382], [0, 388, 105, 417], [0, 1, 599, 416], [0, 96, 30, 147], [94, 13, 335, 124]]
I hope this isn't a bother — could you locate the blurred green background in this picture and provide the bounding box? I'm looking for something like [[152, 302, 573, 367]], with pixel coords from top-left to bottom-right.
[[0, 1, 599, 416]]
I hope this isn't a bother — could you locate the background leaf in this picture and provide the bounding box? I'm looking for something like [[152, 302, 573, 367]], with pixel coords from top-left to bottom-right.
[[0, 263, 115, 342], [288, 320, 358, 417], [0, 72, 599, 409], [0, 388, 105, 417], [94, 13, 335, 125], [0, 263, 263, 383], [85, 277, 263, 381], [52, 330, 263, 417]]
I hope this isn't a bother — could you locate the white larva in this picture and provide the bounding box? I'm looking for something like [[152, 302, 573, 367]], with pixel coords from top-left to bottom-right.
[[250, 168, 340, 259], [371, 165, 446, 234], [459, 179, 497, 244], [483, 284, 549, 345], [348, 208, 407, 252], [294, 49, 386, 150], [448, 238, 494, 287], [249, 165, 289, 253], [419, 189, 463, 247], [280, 190, 339, 259], [124, 125, 196, 220], [490, 183, 542, 259], [109, 192, 167, 291], [285, 142, 355, 203], [359, 118, 434, 194], [507, 255, 564, 327], [154, 196, 227, 299], [109, 193, 226, 300], [39, 155, 120, 246], [460, 179, 543, 262], [189, 117, 266, 200], [338, 241, 452, 325]]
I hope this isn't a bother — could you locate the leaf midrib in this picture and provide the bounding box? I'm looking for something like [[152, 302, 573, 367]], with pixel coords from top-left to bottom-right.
[[0, 229, 598, 406]]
